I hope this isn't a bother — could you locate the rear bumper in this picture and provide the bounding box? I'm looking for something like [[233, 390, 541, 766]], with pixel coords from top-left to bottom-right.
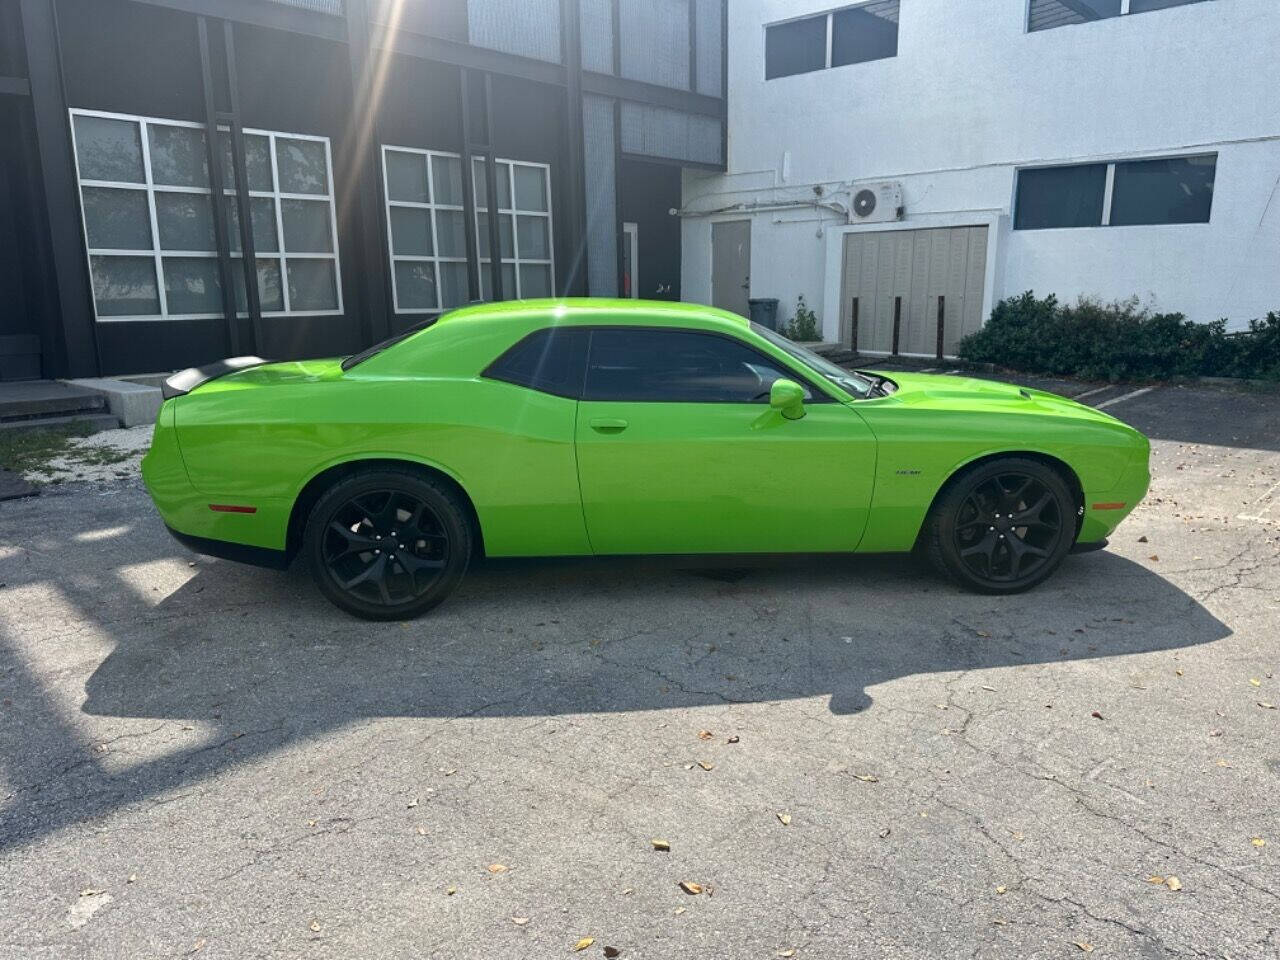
[[165, 525, 291, 570]]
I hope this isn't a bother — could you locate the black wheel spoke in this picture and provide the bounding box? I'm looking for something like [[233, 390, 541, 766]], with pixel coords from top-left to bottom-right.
[[952, 470, 1064, 586], [324, 487, 451, 607]]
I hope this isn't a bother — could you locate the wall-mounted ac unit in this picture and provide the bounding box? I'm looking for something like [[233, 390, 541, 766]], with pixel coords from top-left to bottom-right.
[[847, 182, 905, 224]]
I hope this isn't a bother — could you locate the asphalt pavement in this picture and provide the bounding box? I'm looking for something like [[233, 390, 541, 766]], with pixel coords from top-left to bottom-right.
[[0, 375, 1277, 959]]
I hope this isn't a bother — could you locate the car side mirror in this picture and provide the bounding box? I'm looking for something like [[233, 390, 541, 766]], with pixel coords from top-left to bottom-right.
[[769, 378, 806, 420]]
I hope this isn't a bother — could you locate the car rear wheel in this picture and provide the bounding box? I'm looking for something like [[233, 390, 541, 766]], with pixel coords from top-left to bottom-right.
[[304, 468, 471, 620], [923, 457, 1076, 594]]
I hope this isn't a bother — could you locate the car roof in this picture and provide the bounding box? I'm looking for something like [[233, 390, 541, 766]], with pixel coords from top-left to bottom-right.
[[434, 298, 751, 333]]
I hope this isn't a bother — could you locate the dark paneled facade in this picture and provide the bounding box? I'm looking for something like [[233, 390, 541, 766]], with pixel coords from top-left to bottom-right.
[[3, 0, 725, 378]]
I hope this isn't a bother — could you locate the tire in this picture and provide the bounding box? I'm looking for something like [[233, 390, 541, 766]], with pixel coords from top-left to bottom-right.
[[303, 467, 472, 620], [922, 457, 1076, 595]]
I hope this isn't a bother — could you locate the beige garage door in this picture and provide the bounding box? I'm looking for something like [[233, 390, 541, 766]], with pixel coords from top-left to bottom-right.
[[838, 226, 988, 358]]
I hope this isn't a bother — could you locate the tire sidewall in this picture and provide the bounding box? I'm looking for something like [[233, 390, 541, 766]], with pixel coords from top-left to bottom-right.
[[304, 469, 471, 620], [932, 458, 1076, 594]]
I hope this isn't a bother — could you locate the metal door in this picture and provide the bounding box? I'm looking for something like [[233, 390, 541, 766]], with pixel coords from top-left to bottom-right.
[[839, 226, 988, 357], [712, 219, 751, 317]]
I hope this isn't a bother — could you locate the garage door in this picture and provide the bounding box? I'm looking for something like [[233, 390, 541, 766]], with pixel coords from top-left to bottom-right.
[[838, 226, 988, 358]]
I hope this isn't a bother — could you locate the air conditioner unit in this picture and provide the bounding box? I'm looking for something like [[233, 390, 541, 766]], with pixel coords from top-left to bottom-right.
[[847, 182, 905, 224]]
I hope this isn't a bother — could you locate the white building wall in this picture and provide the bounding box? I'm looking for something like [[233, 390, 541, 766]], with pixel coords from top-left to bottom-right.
[[682, 0, 1280, 341]]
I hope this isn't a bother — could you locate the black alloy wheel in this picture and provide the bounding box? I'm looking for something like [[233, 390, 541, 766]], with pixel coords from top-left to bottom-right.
[[304, 469, 470, 620], [924, 457, 1076, 594]]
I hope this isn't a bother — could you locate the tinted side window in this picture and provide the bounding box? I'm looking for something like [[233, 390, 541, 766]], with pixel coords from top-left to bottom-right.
[[765, 16, 827, 80], [483, 327, 589, 398], [1014, 164, 1108, 230], [1109, 154, 1215, 226], [583, 329, 813, 403]]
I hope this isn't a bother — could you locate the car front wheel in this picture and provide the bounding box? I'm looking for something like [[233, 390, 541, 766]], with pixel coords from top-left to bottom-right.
[[304, 468, 471, 620], [923, 457, 1076, 594]]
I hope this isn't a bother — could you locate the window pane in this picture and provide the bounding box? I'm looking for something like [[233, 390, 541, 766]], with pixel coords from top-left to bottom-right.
[[516, 215, 550, 260], [281, 198, 333, 253], [82, 186, 152, 250], [1109, 155, 1215, 227], [163, 257, 222, 314], [217, 131, 273, 192], [484, 327, 590, 397], [226, 196, 280, 253], [148, 124, 209, 188], [439, 261, 469, 309], [480, 262, 516, 301], [74, 115, 144, 183], [1014, 164, 1107, 230], [91, 255, 159, 316], [472, 158, 512, 209], [394, 260, 438, 310], [477, 212, 513, 259], [276, 137, 329, 195], [518, 263, 552, 299], [513, 165, 548, 212], [389, 207, 433, 256], [1028, 0, 1120, 31], [385, 150, 429, 203], [765, 15, 827, 80], [831, 2, 899, 68], [155, 191, 216, 251], [435, 209, 466, 258], [584, 329, 799, 402], [234, 258, 285, 313], [432, 155, 463, 206], [1128, 0, 1206, 12], [287, 258, 339, 311]]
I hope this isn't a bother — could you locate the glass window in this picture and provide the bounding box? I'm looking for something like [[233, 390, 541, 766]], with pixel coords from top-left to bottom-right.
[[382, 147, 555, 313], [148, 125, 209, 188], [484, 327, 590, 398], [72, 111, 342, 319], [1109, 154, 1215, 226], [1029, 0, 1208, 32], [831, 2, 899, 68], [73, 114, 145, 183], [1014, 164, 1108, 230], [765, 15, 827, 80], [583, 329, 811, 403]]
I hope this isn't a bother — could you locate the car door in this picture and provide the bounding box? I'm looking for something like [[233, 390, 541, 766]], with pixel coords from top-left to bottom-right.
[[574, 326, 878, 556]]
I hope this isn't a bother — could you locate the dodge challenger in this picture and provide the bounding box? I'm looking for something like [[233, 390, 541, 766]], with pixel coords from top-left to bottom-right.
[[142, 299, 1150, 620]]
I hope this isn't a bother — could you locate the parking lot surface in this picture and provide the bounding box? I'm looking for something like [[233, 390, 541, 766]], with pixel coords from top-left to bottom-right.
[[1, 375, 1277, 959]]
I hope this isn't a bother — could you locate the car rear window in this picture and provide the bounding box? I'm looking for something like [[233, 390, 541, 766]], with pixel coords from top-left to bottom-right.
[[483, 327, 590, 398]]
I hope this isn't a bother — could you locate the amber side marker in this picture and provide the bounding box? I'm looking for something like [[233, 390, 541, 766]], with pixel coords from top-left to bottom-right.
[[209, 504, 258, 514], [1091, 502, 1127, 511]]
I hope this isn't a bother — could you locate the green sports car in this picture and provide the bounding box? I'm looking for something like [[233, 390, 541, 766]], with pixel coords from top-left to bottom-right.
[[142, 298, 1150, 620]]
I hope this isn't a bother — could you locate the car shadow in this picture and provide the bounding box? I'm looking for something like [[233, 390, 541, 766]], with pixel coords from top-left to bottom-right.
[[0, 497, 1230, 852]]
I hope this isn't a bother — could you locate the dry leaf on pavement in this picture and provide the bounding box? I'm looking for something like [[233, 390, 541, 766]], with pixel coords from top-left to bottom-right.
[[1073, 942, 1094, 954], [777, 813, 792, 826], [512, 917, 530, 926], [309, 919, 321, 933], [573, 937, 595, 952], [1165, 876, 1183, 891], [488, 864, 509, 874], [778, 951, 797, 958], [697, 760, 715, 771], [651, 839, 670, 852], [697, 730, 713, 740], [995, 886, 1007, 895], [1251, 837, 1266, 847], [603, 948, 621, 958], [854, 774, 879, 783], [679, 881, 703, 895]]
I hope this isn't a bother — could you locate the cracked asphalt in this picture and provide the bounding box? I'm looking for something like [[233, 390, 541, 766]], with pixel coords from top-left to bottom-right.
[[1, 376, 1277, 960]]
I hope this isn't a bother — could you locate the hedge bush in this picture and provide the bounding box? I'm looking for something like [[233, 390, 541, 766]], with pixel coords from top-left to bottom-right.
[[956, 292, 1280, 382]]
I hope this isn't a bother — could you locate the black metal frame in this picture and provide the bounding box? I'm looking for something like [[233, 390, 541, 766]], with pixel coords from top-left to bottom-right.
[[197, 16, 241, 356]]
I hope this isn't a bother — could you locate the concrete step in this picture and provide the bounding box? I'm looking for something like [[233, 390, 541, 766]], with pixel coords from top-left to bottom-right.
[[0, 412, 121, 435], [0, 380, 107, 422]]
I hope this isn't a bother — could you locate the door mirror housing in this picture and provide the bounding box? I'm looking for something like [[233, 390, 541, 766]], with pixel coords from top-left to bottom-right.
[[769, 378, 806, 420]]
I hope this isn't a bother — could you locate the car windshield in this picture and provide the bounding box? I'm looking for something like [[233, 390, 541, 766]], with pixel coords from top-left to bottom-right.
[[750, 323, 875, 399]]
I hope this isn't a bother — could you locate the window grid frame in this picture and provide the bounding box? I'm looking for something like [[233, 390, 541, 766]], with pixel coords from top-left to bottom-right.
[[1026, 0, 1215, 34], [69, 108, 344, 323], [763, 0, 899, 80], [381, 145, 556, 316], [1012, 152, 1217, 231]]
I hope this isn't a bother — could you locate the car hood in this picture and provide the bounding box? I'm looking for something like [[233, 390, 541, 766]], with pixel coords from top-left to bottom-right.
[[867, 371, 1124, 425]]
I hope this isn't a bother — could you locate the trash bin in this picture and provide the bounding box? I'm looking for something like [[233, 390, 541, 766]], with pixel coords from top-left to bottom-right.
[[747, 297, 780, 331]]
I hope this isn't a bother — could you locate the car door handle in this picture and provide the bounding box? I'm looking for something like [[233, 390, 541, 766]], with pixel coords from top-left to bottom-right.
[[589, 418, 629, 433]]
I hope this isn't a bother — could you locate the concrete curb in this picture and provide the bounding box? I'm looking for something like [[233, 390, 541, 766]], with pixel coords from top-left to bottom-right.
[[64, 378, 162, 427]]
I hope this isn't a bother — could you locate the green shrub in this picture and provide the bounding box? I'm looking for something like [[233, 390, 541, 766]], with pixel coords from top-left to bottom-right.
[[957, 292, 1280, 381], [784, 295, 820, 342]]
